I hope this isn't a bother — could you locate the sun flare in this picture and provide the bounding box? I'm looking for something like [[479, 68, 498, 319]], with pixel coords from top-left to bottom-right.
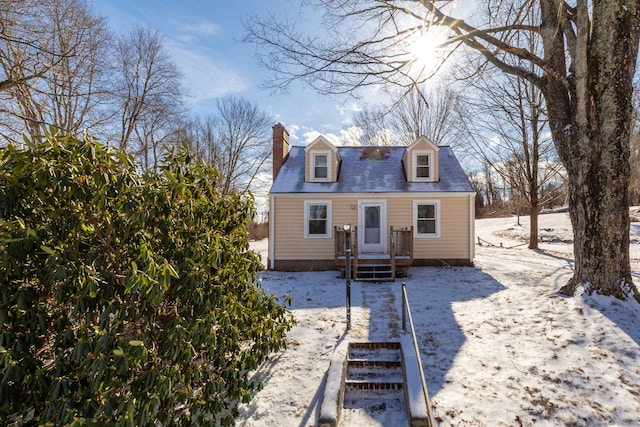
[[406, 28, 451, 79]]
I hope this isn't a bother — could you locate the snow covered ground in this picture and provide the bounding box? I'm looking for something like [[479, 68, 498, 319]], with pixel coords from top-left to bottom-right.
[[238, 213, 640, 426]]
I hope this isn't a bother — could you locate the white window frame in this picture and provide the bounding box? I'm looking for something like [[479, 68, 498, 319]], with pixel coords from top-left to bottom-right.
[[412, 150, 434, 182], [311, 151, 331, 182], [304, 200, 332, 238], [413, 200, 440, 238]]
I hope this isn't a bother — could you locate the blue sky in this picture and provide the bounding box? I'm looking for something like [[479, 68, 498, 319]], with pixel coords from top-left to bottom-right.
[[93, 0, 364, 145]]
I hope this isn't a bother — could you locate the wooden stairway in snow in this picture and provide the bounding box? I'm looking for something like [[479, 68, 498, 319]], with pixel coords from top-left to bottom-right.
[[345, 342, 404, 397], [319, 340, 434, 427]]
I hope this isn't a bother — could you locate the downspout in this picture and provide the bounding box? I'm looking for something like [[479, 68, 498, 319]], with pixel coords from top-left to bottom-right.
[[269, 194, 275, 270], [469, 193, 475, 264]]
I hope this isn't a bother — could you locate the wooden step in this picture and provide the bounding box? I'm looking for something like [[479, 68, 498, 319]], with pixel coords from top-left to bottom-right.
[[349, 341, 401, 350], [344, 380, 404, 391], [347, 359, 402, 368], [356, 264, 394, 281], [347, 364, 403, 382], [344, 341, 405, 406], [348, 342, 401, 361]]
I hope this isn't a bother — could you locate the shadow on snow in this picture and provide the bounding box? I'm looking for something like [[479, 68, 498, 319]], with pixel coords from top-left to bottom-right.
[[395, 266, 506, 397]]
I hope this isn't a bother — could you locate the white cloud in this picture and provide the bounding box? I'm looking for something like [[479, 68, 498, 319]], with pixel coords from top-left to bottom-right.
[[170, 18, 221, 43], [188, 20, 221, 37], [249, 170, 272, 212], [339, 126, 363, 146], [488, 136, 500, 148], [302, 130, 323, 144], [168, 43, 248, 102], [336, 102, 362, 116]]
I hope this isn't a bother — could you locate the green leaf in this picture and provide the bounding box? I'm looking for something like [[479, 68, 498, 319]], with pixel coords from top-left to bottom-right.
[[0, 132, 294, 426], [40, 245, 56, 255]]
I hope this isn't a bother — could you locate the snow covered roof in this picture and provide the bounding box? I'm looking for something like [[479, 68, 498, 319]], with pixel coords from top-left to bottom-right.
[[270, 145, 474, 194]]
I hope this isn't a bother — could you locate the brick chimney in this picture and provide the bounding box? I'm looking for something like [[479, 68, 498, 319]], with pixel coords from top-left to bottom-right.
[[272, 123, 289, 181]]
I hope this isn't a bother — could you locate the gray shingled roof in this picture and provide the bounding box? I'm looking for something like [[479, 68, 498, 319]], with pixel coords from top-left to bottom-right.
[[270, 145, 474, 194]]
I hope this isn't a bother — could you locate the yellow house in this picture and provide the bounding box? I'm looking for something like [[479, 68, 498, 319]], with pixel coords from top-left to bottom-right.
[[268, 123, 475, 279]]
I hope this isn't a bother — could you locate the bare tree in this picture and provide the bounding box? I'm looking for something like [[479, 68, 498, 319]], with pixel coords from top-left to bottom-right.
[[179, 115, 219, 166], [629, 77, 640, 205], [348, 84, 460, 146], [350, 105, 393, 145], [0, 0, 111, 141], [182, 97, 272, 196], [132, 106, 184, 170], [112, 25, 185, 155], [389, 85, 459, 146], [630, 132, 640, 206], [483, 159, 503, 209], [0, 0, 78, 93], [458, 72, 563, 249], [246, 0, 640, 301], [466, 171, 486, 211]]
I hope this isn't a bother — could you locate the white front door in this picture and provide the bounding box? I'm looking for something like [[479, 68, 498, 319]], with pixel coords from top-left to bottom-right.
[[359, 201, 386, 253]]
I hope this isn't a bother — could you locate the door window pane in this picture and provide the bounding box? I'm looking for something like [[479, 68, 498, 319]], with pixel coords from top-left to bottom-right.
[[365, 206, 380, 244]]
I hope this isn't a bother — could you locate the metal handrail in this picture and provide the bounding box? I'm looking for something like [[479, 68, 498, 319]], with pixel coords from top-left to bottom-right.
[[402, 282, 436, 427], [390, 228, 396, 280]]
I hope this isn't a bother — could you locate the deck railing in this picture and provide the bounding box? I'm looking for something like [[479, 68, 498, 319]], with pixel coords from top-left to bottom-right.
[[335, 226, 358, 278], [390, 226, 413, 279], [335, 225, 412, 279], [390, 226, 413, 259]]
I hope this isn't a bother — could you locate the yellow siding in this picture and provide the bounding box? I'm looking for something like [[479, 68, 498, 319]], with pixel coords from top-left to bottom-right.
[[385, 197, 469, 259], [414, 197, 470, 259], [271, 194, 474, 262]]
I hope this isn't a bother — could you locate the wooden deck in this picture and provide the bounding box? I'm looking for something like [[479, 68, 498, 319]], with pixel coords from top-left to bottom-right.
[[335, 226, 413, 281]]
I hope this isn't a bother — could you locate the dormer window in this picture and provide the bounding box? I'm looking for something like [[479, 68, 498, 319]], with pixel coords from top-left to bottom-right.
[[412, 150, 434, 182], [314, 153, 328, 179], [416, 154, 430, 178], [311, 151, 331, 181], [304, 136, 339, 182], [404, 137, 439, 183]]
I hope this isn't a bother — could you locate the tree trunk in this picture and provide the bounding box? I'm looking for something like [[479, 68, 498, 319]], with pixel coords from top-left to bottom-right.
[[561, 144, 636, 300], [541, 0, 640, 301], [529, 167, 540, 250], [529, 203, 539, 250]]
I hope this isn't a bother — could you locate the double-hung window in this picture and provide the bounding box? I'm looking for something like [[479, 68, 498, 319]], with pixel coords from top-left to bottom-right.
[[311, 152, 330, 181], [412, 151, 433, 181], [305, 200, 332, 238], [416, 154, 430, 178], [414, 200, 440, 237]]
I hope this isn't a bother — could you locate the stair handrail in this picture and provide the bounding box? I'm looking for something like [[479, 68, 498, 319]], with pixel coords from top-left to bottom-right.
[[401, 282, 437, 427], [352, 226, 358, 280], [390, 226, 396, 280]]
